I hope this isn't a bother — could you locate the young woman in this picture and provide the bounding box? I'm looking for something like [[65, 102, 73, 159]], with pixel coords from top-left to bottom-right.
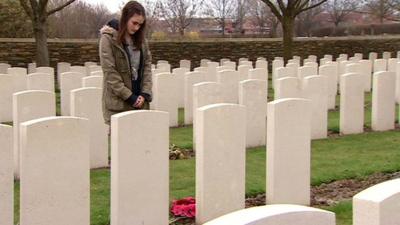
[[99, 1, 152, 125]]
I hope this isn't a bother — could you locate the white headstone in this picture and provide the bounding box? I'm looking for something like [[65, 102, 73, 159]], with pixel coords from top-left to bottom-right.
[[272, 59, 284, 88], [194, 66, 208, 74], [70, 65, 86, 75], [339, 53, 348, 60], [90, 70, 103, 76], [82, 76, 103, 88], [13, 90, 56, 178], [19, 117, 89, 225], [308, 55, 317, 62], [396, 62, 400, 103], [239, 61, 253, 67], [239, 79, 268, 147], [369, 52, 378, 61], [28, 63, 36, 74], [8, 67, 27, 93], [217, 70, 240, 103], [0, 124, 13, 225], [196, 103, 246, 224], [184, 71, 205, 124], [27, 73, 55, 92], [238, 65, 252, 81], [387, 58, 399, 72], [206, 62, 219, 82], [286, 63, 299, 77], [203, 205, 336, 225], [180, 59, 191, 69], [193, 82, 223, 142], [36, 66, 54, 77], [354, 53, 363, 60], [359, 60, 373, 92], [324, 54, 333, 61], [88, 65, 102, 76], [172, 67, 190, 108], [220, 58, 230, 65], [383, 51, 392, 60], [222, 61, 236, 70], [298, 66, 318, 80], [0, 75, 13, 122], [371, 71, 396, 131], [276, 67, 296, 88], [374, 59, 387, 72], [353, 178, 400, 225], [255, 60, 268, 71], [340, 73, 365, 134], [248, 68, 268, 82], [70, 87, 108, 168], [267, 98, 311, 205], [157, 60, 168, 65], [319, 64, 338, 109], [157, 63, 171, 73], [60, 72, 85, 116], [57, 62, 71, 85], [303, 76, 328, 139], [0, 63, 11, 74], [154, 73, 179, 127], [201, 59, 211, 67], [111, 111, 169, 225], [275, 77, 301, 100]]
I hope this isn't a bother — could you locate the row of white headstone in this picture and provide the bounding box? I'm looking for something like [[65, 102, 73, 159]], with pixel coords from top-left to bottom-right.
[[0, 62, 104, 122], [5, 85, 108, 179], [1, 99, 400, 225], [151, 54, 399, 144]]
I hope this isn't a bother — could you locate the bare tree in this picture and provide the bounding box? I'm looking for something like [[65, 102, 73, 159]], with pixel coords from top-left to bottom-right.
[[248, 0, 280, 37], [204, 0, 235, 36], [295, 0, 324, 37], [142, 0, 161, 37], [158, 0, 203, 36], [325, 0, 359, 28], [48, 0, 114, 38], [233, 0, 247, 33], [362, 0, 395, 23], [19, 0, 76, 66], [260, 0, 328, 60]]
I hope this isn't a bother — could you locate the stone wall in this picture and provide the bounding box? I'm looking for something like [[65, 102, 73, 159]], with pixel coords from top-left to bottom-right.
[[1, 36, 400, 69]]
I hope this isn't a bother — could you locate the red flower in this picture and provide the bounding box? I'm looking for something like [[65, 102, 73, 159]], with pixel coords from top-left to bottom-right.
[[171, 197, 196, 218]]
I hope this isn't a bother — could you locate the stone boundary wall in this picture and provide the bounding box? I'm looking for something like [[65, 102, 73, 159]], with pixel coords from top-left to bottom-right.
[[1, 36, 400, 69]]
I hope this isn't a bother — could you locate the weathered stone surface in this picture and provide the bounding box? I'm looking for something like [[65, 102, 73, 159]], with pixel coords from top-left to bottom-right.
[[340, 73, 365, 134], [203, 205, 336, 225], [0, 124, 13, 225], [196, 103, 246, 224], [353, 178, 400, 225], [0, 74, 13, 122], [111, 111, 169, 225], [27, 73, 55, 92], [239, 79, 268, 147], [70, 87, 108, 169], [13, 90, 56, 178], [19, 117, 89, 225], [267, 98, 311, 205], [371, 71, 396, 131]]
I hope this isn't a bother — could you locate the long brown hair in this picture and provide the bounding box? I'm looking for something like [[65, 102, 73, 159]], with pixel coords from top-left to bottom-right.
[[117, 1, 146, 49]]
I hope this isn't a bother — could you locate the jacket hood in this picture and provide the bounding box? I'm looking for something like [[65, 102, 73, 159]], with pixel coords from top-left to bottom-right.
[[100, 19, 119, 37]]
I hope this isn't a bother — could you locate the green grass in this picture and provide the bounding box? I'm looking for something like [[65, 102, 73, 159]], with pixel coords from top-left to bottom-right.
[[325, 201, 353, 225]]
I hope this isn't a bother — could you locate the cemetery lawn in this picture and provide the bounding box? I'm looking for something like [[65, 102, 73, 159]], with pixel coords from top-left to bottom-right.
[[13, 130, 400, 225]]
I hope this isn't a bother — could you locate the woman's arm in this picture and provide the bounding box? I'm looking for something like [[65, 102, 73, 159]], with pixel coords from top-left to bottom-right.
[[99, 35, 133, 101]]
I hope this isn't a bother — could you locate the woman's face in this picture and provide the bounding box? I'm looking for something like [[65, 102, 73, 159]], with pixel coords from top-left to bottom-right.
[[126, 14, 145, 35]]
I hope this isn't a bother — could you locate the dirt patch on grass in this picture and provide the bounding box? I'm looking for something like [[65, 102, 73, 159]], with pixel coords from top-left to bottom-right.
[[245, 171, 400, 208]]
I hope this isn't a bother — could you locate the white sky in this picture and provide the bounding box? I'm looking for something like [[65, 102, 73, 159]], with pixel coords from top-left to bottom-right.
[[83, 0, 127, 13]]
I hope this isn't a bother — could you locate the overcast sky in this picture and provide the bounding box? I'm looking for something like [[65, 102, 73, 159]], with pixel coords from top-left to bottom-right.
[[84, 0, 127, 13]]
